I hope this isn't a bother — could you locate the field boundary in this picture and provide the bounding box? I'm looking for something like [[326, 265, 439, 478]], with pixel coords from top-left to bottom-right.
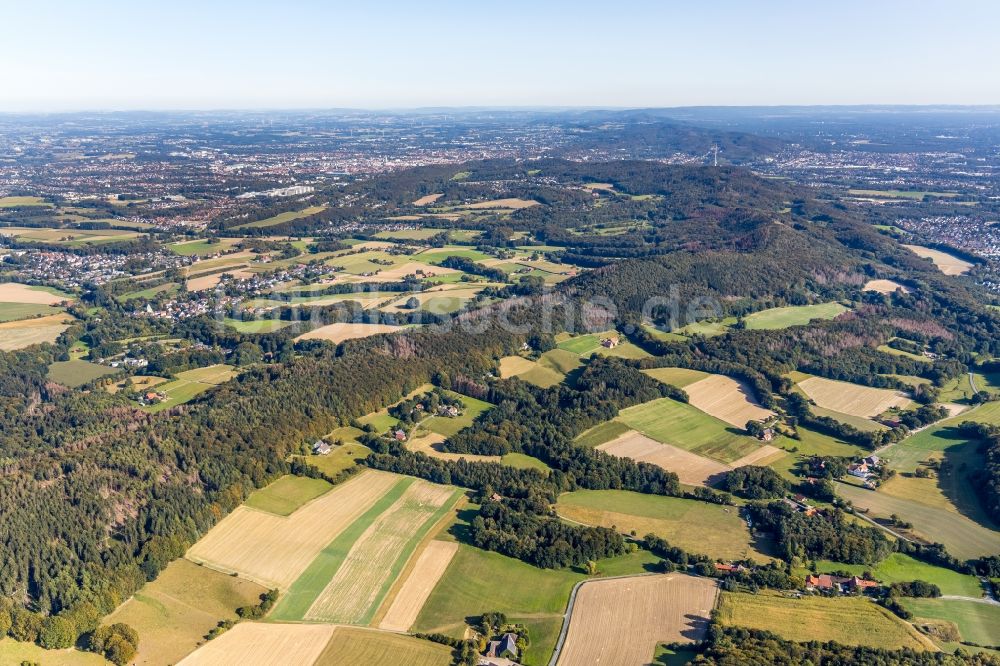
[[372, 495, 468, 628], [268, 477, 414, 621], [349, 488, 465, 626]]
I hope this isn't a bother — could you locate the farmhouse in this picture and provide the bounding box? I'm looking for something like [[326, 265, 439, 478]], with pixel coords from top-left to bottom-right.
[[484, 633, 519, 660], [848, 462, 870, 478], [312, 440, 331, 455], [600, 336, 620, 349], [805, 574, 880, 594], [393, 429, 407, 441], [437, 404, 460, 417]]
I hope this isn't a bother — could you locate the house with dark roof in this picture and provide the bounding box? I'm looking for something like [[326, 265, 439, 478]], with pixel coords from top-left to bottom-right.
[[484, 633, 519, 660]]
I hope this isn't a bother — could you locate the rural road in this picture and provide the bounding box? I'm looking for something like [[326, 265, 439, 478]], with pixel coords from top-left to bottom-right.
[[940, 594, 1000, 606], [844, 503, 914, 542]]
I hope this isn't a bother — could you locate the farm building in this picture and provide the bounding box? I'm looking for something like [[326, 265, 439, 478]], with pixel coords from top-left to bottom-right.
[[312, 440, 331, 455], [484, 632, 519, 660], [805, 574, 880, 594]]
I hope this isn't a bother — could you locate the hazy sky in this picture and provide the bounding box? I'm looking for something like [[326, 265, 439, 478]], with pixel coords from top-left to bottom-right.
[[2, 0, 998, 111]]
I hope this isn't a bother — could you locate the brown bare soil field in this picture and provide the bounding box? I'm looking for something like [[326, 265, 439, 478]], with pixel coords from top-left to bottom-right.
[[304, 481, 458, 623], [378, 540, 460, 631], [556, 574, 718, 666], [684, 374, 774, 428], [407, 431, 501, 463], [296, 322, 402, 344], [413, 193, 444, 206], [176, 622, 335, 666], [185, 470, 399, 588], [598, 431, 729, 487], [798, 376, 911, 418], [864, 279, 911, 294], [0, 313, 74, 350], [903, 245, 974, 275], [0, 283, 67, 304], [463, 198, 539, 209]]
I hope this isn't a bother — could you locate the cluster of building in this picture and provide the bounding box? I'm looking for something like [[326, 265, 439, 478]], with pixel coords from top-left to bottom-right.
[[805, 573, 880, 594], [847, 454, 883, 489], [0, 246, 189, 289]]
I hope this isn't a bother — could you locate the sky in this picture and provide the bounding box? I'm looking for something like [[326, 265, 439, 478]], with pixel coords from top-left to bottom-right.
[[1, 0, 999, 111]]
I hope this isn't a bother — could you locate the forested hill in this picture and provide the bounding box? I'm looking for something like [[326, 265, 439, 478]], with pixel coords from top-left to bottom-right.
[[1, 158, 999, 651]]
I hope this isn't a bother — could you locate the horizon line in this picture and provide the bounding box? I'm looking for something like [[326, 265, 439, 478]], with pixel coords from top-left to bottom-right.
[[3, 103, 1000, 116]]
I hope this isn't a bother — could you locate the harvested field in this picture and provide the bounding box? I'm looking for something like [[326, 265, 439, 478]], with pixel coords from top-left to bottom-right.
[[0, 313, 74, 350], [903, 245, 974, 275], [463, 198, 539, 209], [717, 591, 934, 650], [598, 431, 729, 486], [296, 322, 402, 344], [0, 282, 71, 304], [798, 376, 911, 418], [316, 627, 453, 666], [185, 470, 400, 588], [379, 540, 460, 631], [727, 444, 784, 468], [106, 559, 267, 666], [412, 193, 444, 206], [597, 429, 780, 487], [864, 279, 911, 294], [303, 481, 461, 623], [684, 374, 774, 428], [176, 622, 335, 666], [556, 574, 718, 666]]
